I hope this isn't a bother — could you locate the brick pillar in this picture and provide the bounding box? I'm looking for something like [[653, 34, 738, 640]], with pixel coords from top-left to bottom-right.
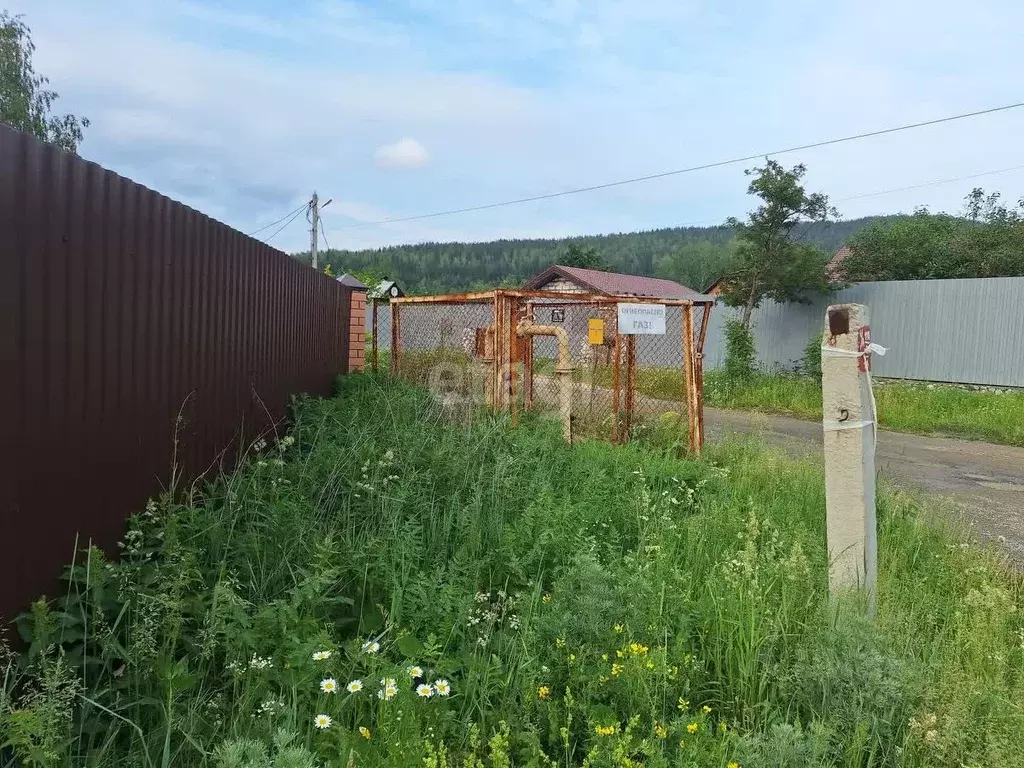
[[349, 291, 367, 371]]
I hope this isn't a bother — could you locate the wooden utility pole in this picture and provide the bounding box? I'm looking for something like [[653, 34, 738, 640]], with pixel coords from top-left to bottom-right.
[[309, 191, 319, 270]]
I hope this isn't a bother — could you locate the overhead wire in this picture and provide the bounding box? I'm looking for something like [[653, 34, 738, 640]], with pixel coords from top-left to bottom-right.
[[336, 101, 1024, 229], [261, 205, 308, 244], [834, 163, 1024, 202], [318, 217, 330, 251], [247, 202, 308, 236]]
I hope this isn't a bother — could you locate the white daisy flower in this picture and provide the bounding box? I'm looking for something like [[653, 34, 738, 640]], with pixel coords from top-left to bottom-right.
[[312, 650, 332, 661], [380, 677, 397, 689], [407, 665, 423, 677], [416, 684, 434, 698], [320, 678, 338, 694], [361, 640, 380, 654], [377, 685, 397, 700], [313, 714, 332, 729], [434, 679, 451, 696], [346, 679, 364, 693]]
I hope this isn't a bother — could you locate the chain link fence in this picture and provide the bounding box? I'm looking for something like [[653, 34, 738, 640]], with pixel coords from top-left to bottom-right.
[[378, 290, 713, 451]]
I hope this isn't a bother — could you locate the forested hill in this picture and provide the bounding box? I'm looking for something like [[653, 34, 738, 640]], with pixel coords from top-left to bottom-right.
[[314, 215, 894, 294]]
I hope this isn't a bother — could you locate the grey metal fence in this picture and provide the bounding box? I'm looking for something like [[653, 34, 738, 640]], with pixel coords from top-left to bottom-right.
[[701, 277, 1024, 387]]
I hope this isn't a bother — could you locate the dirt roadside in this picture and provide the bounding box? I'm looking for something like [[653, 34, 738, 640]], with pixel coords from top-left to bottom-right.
[[705, 408, 1024, 559]]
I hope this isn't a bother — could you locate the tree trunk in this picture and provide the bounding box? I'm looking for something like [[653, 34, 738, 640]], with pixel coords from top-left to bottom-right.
[[741, 286, 757, 328]]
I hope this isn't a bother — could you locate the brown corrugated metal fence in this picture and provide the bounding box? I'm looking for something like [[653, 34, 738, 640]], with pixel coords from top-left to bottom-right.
[[0, 125, 352, 624]]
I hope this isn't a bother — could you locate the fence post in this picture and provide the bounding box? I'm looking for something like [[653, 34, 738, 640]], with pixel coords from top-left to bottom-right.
[[624, 335, 636, 440], [371, 299, 379, 372], [683, 304, 701, 454], [822, 303, 877, 615], [612, 332, 622, 443], [390, 303, 401, 375]]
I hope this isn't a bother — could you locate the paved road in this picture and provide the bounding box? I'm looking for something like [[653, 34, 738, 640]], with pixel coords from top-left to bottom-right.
[[705, 408, 1024, 559]]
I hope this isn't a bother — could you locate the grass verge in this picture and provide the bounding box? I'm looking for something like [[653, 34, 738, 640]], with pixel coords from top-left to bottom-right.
[[4, 375, 1021, 767]]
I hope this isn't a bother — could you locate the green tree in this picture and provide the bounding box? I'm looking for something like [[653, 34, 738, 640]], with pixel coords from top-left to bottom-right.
[[559, 242, 609, 270], [1, 11, 89, 152], [719, 161, 836, 327], [655, 239, 737, 290], [842, 189, 1024, 281]]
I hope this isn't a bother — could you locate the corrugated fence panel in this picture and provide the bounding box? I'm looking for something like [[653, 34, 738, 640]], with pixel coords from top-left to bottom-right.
[[0, 125, 352, 623], [702, 277, 1024, 387]]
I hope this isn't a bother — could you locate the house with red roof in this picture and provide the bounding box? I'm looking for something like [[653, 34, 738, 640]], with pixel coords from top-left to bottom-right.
[[523, 264, 712, 302]]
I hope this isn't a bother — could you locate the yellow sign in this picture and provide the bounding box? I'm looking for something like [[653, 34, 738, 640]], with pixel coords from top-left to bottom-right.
[[588, 318, 605, 345]]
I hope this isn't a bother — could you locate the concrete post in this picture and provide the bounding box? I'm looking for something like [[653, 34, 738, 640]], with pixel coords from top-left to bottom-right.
[[822, 303, 877, 614]]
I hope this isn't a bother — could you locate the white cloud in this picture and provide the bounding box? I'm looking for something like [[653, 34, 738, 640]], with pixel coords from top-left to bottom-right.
[[374, 138, 430, 170]]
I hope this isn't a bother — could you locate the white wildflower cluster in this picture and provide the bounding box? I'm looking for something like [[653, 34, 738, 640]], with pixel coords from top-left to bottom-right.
[[354, 449, 399, 498], [278, 434, 296, 451], [467, 590, 521, 648], [908, 713, 941, 747], [226, 653, 274, 676], [254, 696, 284, 718], [253, 438, 268, 452], [377, 677, 398, 700]]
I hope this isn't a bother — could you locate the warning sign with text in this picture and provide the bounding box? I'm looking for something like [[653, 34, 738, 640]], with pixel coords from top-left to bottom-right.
[[617, 303, 666, 335]]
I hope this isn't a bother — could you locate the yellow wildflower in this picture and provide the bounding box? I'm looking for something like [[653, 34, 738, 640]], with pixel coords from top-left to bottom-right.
[[538, 685, 551, 700], [613, 624, 624, 633], [611, 663, 623, 677], [687, 723, 699, 734], [359, 727, 371, 740], [616, 649, 625, 659], [555, 638, 566, 649], [677, 697, 689, 712], [601, 653, 608, 661], [702, 705, 712, 714], [542, 593, 552, 604], [678, 740, 685, 750], [654, 724, 668, 739], [645, 661, 655, 670], [728, 763, 740, 768], [595, 725, 616, 736], [568, 653, 576, 663], [718, 721, 728, 734], [629, 643, 648, 656], [599, 675, 609, 683]]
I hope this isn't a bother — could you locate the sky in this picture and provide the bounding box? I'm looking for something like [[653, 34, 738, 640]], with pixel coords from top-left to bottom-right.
[[8, 0, 1024, 253]]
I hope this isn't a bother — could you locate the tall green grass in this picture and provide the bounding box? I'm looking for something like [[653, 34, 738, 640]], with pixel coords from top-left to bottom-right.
[[2, 375, 1022, 767]]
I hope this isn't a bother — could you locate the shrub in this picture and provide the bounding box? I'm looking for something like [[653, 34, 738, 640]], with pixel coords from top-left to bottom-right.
[[723, 318, 757, 381], [802, 332, 823, 381]]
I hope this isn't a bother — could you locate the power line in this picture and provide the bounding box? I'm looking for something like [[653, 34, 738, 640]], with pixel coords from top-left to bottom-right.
[[247, 203, 308, 236], [318, 217, 330, 251], [338, 101, 1024, 229], [834, 163, 1024, 203], [262, 205, 307, 244]]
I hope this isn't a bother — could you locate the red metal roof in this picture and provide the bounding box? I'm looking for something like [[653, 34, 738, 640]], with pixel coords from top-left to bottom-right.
[[523, 265, 712, 301], [827, 245, 852, 280]]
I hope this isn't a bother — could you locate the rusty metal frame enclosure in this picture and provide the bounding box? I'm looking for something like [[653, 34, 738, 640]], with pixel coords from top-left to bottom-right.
[[386, 289, 713, 452]]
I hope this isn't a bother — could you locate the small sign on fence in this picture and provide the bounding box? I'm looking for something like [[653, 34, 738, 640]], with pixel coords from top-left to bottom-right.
[[617, 303, 666, 335], [588, 318, 605, 344], [550, 308, 565, 323]]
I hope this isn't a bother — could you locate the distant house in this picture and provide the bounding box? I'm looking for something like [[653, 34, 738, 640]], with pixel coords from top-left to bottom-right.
[[336, 273, 368, 291], [369, 279, 404, 300], [827, 245, 853, 282], [523, 264, 710, 301], [702, 245, 852, 296]]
